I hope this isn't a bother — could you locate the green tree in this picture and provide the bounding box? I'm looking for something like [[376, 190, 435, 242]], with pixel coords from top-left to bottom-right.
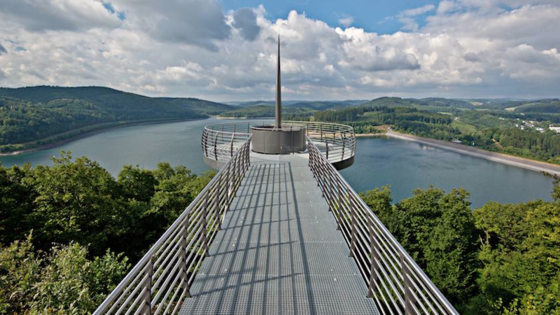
[[0, 235, 129, 315], [425, 189, 479, 306], [0, 163, 35, 245], [28, 152, 129, 256]]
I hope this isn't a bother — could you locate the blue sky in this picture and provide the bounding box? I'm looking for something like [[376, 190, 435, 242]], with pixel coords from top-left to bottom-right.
[[221, 0, 436, 34], [0, 0, 559, 101]]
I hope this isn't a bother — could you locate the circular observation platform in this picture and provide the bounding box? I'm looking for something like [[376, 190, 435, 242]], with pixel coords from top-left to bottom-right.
[[201, 121, 355, 170]]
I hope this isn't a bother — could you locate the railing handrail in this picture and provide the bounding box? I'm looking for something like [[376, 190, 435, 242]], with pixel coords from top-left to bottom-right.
[[306, 136, 458, 315], [203, 121, 356, 166], [94, 136, 252, 314], [204, 124, 252, 137]]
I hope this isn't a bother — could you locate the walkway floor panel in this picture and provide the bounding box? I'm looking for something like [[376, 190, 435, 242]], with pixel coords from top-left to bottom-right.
[[180, 154, 379, 315]]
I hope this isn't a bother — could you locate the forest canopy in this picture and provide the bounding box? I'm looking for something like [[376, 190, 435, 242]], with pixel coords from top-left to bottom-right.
[[361, 179, 560, 314], [0, 153, 213, 314]]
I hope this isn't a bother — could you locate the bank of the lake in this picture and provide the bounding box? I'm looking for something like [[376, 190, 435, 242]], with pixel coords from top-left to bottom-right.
[[0, 117, 205, 157], [384, 130, 560, 176], [0, 117, 553, 208]]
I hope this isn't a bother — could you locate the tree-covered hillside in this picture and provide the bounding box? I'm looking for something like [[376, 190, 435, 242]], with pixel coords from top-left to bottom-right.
[[514, 99, 560, 113], [219, 104, 313, 120], [312, 99, 560, 164], [0, 86, 234, 153]]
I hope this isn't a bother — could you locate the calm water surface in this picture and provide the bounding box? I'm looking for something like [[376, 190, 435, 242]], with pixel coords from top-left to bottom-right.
[[0, 118, 552, 208]]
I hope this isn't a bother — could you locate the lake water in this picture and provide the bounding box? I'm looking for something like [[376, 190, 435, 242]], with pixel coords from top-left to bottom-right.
[[0, 117, 553, 208]]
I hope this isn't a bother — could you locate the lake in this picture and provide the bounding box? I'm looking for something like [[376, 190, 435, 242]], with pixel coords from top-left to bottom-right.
[[0, 117, 553, 208]]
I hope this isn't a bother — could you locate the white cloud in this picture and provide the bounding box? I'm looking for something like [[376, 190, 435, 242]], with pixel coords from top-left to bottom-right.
[[437, 1, 457, 14], [0, 0, 559, 100], [397, 4, 436, 31], [0, 0, 122, 31], [113, 0, 231, 51], [338, 17, 354, 28], [401, 4, 436, 17], [232, 8, 261, 41]]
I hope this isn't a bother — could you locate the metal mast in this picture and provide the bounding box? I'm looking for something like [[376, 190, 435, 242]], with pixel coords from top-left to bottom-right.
[[275, 35, 282, 129]]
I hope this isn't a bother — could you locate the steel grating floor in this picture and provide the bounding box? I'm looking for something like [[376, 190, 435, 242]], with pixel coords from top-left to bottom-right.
[[180, 154, 379, 315]]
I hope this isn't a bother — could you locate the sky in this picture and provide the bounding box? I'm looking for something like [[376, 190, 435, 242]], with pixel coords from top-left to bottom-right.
[[0, 0, 559, 102]]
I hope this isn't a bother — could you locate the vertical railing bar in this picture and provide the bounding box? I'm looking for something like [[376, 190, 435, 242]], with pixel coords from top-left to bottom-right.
[[401, 252, 414, 315], [369, 215, 379, 297], [143, 256, 153, 314], [202, 193, 209, 257]]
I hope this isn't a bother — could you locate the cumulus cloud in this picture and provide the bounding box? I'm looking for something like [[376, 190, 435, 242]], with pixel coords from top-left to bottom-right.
[[0, 0, 559, 100], [0, 0, 122, 31], [0, 43, 7, 55], [114, 0, 231, 50], [233, 8, 261, 41]]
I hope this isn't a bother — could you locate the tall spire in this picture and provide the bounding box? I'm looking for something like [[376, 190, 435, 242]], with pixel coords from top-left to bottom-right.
[[275, 35, 282, 129]]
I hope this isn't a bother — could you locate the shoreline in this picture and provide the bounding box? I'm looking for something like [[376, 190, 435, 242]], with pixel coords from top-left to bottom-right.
[[355, 133, 385, 138], [0, 117, 206, 157], [380, 131, 560, 176]]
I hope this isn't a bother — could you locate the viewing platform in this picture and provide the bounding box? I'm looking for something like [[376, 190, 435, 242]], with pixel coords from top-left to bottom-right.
[[93, 122, 458, 315], [94, 37, 457, 315]]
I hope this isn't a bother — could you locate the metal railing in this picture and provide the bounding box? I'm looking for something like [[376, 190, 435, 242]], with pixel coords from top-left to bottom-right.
[[202, 123, 252, 163], [287, 121, 355, 163], [307, 136, 458, 315], [94, 137, 252, 315], [203, 121, 356, 165]]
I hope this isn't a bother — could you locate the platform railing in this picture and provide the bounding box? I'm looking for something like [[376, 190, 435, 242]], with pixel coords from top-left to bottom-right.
[[93, 137, 252, 315], [202, 123, 252, 163], [203, 121, 356, 165], [289, 121, 355, 163], [307, 136, 459, 315]]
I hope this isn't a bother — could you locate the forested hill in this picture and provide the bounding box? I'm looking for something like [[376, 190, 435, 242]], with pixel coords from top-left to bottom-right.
[[0, 86, 234, 153]]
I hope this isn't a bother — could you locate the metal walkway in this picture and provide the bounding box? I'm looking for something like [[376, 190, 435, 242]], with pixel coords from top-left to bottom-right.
[[180, 154, 379, 314]]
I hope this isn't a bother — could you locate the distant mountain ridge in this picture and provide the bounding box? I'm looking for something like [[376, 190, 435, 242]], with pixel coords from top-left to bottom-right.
[[0, 86, 235, 153], [0, 86, 234, 117], [0, 85, 557, 154]]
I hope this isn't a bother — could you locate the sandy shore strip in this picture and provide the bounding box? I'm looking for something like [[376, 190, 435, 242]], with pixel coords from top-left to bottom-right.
[[383, 131, 560, 176]]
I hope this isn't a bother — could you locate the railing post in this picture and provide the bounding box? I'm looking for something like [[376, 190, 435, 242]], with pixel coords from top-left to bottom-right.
[[368, 216, 378, 297], [349, 201, 356, 258], [326, 138, 329, 160], [246, 140, 251, 169], [336, 179, 342, 231], [203, 131, 208, 158], [140, 256, 153, 314], [225, 163, 231, 213], [401, 252, 414, 315], [341, 132, 345, 162], [202, 193, 209, 257], [215, 179, 221, 230], [230, 133, 235, 157], [182, 215, 191, 298], [214, 133, 218, 161]]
